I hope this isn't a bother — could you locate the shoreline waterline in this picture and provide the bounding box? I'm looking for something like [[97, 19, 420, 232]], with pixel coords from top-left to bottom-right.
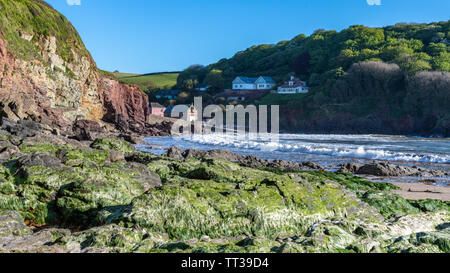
[[138, 133, 450, 188]]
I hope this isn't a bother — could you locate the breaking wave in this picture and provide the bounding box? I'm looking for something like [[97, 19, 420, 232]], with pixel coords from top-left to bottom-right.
[[178, 133, 450, 164]]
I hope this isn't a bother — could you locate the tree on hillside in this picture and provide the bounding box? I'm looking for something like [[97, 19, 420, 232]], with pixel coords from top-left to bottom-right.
[[292, 52, 311, 76], [331, 61, 404, 101], [176, 64, 206, 89], [340, 25, 385, 51], [395, 53, 432, 75], [432, 52, 450, 72], [204, 69, 225, 91], [180, 79, 198, 91], [427, 43, 447, 56], [404, 71, 450, 119]]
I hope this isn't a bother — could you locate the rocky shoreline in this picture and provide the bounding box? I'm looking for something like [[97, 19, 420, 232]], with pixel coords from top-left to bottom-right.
[[164, 146, 449, 178], [0, 118, 449, 253]]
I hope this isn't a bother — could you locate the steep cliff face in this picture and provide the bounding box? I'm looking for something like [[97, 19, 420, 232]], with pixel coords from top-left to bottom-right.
[[0, 0, 149, 132], [0, 34, 102, 128], [99, 77, 150, 133]]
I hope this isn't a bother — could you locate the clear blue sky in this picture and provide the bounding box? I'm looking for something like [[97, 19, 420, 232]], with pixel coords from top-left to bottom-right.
[[45, 0, 450, 74]]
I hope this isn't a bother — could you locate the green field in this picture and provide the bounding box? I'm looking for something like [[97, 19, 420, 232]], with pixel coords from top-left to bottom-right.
[[109, 72, 141, 79], [100, 70, 179, 92]]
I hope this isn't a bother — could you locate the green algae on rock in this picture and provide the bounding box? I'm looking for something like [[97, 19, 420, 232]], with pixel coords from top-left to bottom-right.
[[1, 141, 159, 226], [0, 211, 32, 238], [57, 161, 161, 226], [103, 158, 381, 242], [386, 231, 450, 253], [90, 138, 136, 154], [0, 138, 449, 253]]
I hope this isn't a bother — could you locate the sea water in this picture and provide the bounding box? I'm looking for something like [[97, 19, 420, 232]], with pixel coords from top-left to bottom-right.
[[139, 133, 450, 186]]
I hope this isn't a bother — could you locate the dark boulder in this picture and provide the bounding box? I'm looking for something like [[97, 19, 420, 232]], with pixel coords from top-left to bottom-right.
[[17, 153, 63, 170], [0, 146, 20, 162], [167, 147, 185, 161], [238, 155, 268, 168], [125, 152, 160, 165], [182, 149, 209, 160], [119, 134, 143, 145], [125, 162, 162, 191], [338, 163, 364, 174], [1, 118, 41, 138], [166, 147, 324, 172], [271, 160, 303, 171], [72, 120, 105, 141], [144, 121, 174, 136], [107, 150, 125, 162], [339, 162, 447, 177], [207, 150, 242, 162], [300, 161, 324, 170]]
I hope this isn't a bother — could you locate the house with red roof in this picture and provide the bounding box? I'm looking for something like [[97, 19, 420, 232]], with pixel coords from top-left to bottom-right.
[[149, 102, 166, 117], [276, 76, 310, 94]]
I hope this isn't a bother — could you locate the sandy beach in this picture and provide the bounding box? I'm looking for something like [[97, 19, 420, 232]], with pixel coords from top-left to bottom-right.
[[393, 182, 450, 201]]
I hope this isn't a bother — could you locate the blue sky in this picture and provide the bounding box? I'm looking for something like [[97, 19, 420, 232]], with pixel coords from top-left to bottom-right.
[[45, 0, 450, 74]]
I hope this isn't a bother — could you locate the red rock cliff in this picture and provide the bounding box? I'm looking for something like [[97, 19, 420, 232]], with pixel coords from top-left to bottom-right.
[[0, 1, 151, 134], [99, 77, 150, 133]]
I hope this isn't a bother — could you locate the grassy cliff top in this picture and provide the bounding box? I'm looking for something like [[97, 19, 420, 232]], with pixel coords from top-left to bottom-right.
[[0, 0, 91, 64], [100, 70, 179, 92]]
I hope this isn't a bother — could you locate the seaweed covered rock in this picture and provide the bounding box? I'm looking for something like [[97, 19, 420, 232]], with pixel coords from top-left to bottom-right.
[[410, 199, 450, 213], [56, 161, 161, 226], [91, 138, 136, 154], [17, 153, 64, 170], [103, 157, 378, 242], [0, 227, 74, 253], [107, 150, 125, 162], [360, 191, 421, 218], [0, 140, 160, 226], [0, 211, 31, 238], [386, 231, 450, 253], [0, 134, 449, 253], [125, 152, 162, 165], [59, 224, 168, 253], [166, 147, 184, 161]]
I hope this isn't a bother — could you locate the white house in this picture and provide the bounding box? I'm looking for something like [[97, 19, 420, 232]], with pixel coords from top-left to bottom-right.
[[232, 76, 275, 90], [277, 76, 309, 94], [255, 76, 276, 90]]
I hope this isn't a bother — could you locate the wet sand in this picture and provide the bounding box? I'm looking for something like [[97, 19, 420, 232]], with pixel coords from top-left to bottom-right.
[[392, 182, 450, 201]]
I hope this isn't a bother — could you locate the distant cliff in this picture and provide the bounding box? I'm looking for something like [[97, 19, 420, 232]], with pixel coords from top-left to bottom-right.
[[0, 0, 150, 133]]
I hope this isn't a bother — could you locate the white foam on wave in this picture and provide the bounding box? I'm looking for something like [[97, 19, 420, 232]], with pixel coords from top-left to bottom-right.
[[179, 134, 450, 164]]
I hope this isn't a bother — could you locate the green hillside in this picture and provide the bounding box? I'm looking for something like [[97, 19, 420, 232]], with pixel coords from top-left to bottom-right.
[[101, 71, 179, 92], [178, 21, 449, 89], [0, 0, 90, 65], [178, 21, 450, 136], [108, 72, 141, 79]]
